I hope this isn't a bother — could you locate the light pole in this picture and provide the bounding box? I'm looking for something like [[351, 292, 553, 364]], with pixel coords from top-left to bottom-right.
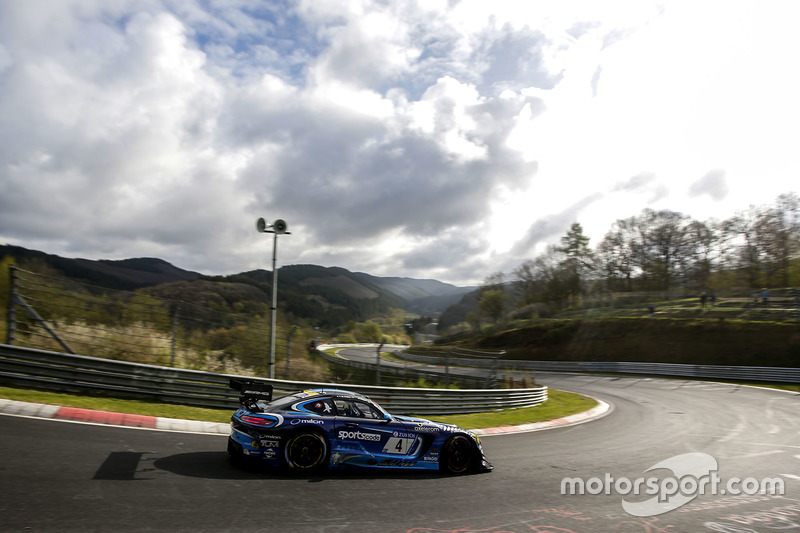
[[256, 217, 290, 379]]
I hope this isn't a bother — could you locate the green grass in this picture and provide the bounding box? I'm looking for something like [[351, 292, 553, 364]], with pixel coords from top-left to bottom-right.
[[0, 384, 596, 430], [0, 386, 233, 423], [428, 388, 597, 429]]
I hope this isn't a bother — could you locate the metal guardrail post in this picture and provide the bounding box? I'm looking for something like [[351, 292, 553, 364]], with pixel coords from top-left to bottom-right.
[[285, 325, 299, 379], [15, 294, 74, 354], [375, 339, 384, 386], [444, 348, 451, 388], [170, 305, 180, 367], [6, 266, 16, 345]]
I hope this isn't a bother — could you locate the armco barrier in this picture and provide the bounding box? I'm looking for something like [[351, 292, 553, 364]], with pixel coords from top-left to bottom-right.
[[395, 350, 800, 383], [316, 343, 497, 389], [0, 344, 547, 415]]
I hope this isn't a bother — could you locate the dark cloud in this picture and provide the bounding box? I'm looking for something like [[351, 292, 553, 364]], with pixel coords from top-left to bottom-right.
[[234, 86, 539, 252]]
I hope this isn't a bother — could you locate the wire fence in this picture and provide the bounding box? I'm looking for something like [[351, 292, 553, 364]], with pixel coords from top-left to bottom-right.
[[4, 266, 303, 379]]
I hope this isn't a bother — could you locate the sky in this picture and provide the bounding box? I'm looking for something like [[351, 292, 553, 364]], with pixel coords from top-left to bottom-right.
[[1, 0, 798, 287]]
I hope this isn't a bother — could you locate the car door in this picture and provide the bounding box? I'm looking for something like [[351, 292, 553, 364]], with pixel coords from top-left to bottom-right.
[[333, 398, 418, 465]]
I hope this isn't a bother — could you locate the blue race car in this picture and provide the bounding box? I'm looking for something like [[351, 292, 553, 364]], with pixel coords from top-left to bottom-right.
[[227, 379, 493, 474]]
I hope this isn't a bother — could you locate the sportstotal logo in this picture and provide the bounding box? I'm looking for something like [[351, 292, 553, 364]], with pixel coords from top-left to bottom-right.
[[560, 452, 785, 517]]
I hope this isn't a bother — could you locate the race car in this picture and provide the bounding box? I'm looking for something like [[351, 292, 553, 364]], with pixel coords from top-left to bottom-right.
[[227, 379, 493, 475]]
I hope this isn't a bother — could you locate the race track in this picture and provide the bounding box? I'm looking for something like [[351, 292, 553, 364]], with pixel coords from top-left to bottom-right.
[[2, 373, 799, 532]]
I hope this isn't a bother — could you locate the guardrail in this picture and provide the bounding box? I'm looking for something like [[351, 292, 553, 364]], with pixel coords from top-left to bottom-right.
[[400, 347, 505, 370], [316, 343, 503, 389], [0, 344, 548, 415], [395, 350, 800, 383]]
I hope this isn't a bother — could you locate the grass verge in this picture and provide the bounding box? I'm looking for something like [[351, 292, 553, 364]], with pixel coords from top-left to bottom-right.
[[0, 385, 596, 430], [429, 388, 597, 429], [0, 386, 233, 423]]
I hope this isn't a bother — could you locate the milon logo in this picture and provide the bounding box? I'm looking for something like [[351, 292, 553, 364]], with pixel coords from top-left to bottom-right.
[[338, 430, 381, 442]]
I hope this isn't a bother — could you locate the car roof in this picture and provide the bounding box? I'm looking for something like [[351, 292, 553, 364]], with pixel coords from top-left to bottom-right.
[[302, 388, 370, 400]]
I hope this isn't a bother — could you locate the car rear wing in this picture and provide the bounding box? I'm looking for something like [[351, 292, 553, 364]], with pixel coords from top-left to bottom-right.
[[229, 379, 274, 410]]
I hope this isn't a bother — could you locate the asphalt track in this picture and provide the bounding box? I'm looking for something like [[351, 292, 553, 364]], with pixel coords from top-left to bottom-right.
[[2, 371, 799, 532]]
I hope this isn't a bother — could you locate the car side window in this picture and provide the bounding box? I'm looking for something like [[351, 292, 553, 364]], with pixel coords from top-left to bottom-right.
[[334, 399, 382, 419], [334, 399, 353, 417], [354, 400, 382, 419], [303, 398, 334, 415]]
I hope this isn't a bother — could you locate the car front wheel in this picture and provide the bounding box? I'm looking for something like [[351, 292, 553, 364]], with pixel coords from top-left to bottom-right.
[[440, 434, 475, 474]]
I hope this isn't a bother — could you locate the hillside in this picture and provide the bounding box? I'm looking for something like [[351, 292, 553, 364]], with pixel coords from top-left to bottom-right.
[[446, 318, 800, 368], [0, 245, 200, 289], [0, 246, 471, 327]]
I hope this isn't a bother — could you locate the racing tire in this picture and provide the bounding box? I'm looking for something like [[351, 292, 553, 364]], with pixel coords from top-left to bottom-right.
[[284, 431, 329, 474], [440, 434, 476, 474]]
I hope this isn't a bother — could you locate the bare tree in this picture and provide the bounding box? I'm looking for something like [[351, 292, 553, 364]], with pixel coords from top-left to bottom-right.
[[596, 217, 640, 292], [478, 272, 507, 323]]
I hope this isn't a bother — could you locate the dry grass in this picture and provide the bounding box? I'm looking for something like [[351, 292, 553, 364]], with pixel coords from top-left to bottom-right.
[[13, 319, 329, 382]]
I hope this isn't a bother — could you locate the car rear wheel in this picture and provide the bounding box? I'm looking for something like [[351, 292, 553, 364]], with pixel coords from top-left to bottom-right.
[[284, 431, 329, 473], [440, 435, 475, 474]]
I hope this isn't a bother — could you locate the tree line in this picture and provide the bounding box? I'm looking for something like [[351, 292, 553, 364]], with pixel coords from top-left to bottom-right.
[[477, 193, 800, 322]]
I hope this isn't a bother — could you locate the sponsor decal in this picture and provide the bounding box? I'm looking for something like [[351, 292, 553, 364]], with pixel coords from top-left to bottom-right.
[[338, 430, 381, 442], [378, 459, 418, 468], [382, 436, 417, 455], [262, 449, 276, 459], [259, 439, 280, 449], [413, 423, 442, 433], [331, 452, 360, 465], [290, 418, 325, 425], [392, 431, 415, 439]]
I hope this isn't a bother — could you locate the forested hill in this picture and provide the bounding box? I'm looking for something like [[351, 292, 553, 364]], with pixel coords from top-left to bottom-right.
[[0, 245, 201, 289], [204, 265, 474, 327], [0, 246, 472, 326]]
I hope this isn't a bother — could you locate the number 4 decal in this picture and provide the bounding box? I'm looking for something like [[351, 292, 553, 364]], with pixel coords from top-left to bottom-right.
[[382, 437, 415, 454]]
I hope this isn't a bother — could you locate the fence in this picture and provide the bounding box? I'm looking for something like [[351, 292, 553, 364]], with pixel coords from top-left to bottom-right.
[[0, 344, 549, 415], [3, 266, 307, 379]]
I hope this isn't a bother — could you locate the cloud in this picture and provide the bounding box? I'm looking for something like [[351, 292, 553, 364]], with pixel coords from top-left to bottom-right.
[[689, 169, 729, 201], [612, 172, 668, 204], [1, 0, 799, 287], [509, 192, 604, 259]]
